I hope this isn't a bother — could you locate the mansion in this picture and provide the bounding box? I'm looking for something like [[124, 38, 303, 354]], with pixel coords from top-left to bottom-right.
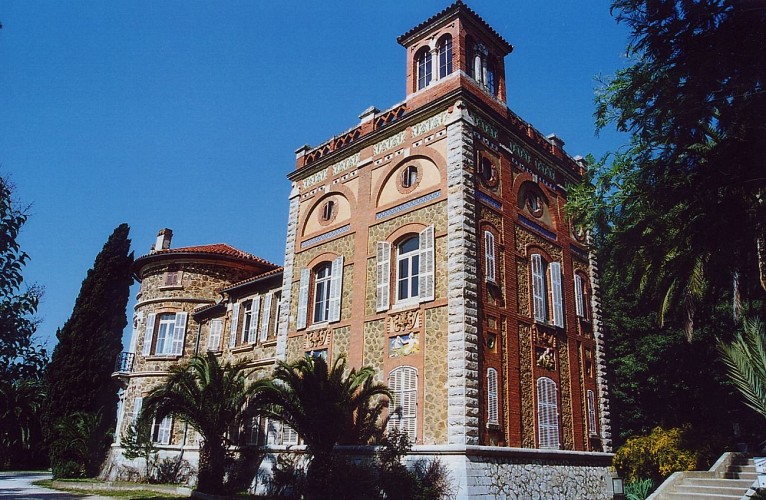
[[108, 2, 615, 498]]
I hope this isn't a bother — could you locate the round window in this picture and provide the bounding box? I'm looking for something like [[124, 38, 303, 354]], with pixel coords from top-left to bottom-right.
[[527, 193, 543, 217]]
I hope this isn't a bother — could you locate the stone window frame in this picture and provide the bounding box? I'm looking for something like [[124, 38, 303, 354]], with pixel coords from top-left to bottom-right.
[[160, 267, 183, 290], [142, 310, 187, 358], [318, 198, 337, 226], [478, 155, 499, 189]]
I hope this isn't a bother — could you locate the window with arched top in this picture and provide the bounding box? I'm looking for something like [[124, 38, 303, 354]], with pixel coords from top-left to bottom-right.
[[417, 49, 433, 90], [484, 230, 496, 283], [388, 366, 418, 441], [536, 377, 560, 449], [587, 389, 597, 436], [486, 59, 496, 95], [296, 256, 344, 329], [530, 254, 564, 327], [401, 165, 419, 189], [375, 226, 435, 312], [437, 36, 453, 78]]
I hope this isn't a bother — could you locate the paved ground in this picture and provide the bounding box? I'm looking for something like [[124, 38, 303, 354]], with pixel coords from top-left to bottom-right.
[[0, 472, 110, 499]]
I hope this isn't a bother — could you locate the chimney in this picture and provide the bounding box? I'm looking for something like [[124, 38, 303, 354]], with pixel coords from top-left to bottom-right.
[[546, 133, 565, 150], [154, 228, 173, 251]]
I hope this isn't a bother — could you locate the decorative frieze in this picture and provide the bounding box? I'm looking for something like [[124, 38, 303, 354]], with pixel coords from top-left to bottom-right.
[[375, 190, 441, 220], [388, 309, 420, 334], [411, 111, 449, 138], [373, 131, 406, 155], [304, 328, 331, 350], [331, 152, 360, 176]]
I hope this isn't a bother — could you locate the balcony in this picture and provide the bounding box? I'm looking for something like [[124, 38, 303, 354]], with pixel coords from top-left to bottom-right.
[[112, 352, 134, 379]]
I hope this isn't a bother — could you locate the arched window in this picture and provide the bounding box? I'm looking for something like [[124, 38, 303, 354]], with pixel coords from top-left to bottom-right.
[[397, 236, 420, 301], [321, 200, 335, 221], [487, 368, 499, 426], [536, 377, 559, 449], [388, 366, 418, 440], [417, 49, 432, 90], [530, 254, 564, 327], [437, 36, 453, 78], [296, 256, 345, 329], [486, 59, 496, 95], [313, 263, 332, 323]]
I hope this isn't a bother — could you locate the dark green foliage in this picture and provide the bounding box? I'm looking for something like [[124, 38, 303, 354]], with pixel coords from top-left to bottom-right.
[[0, 176, 47, 469], [625, 478, 654, 500], [49, 411, 109, 478], [140, 352, 257, 493], [719, 318, 766, 420], [250, 355, 391, 455], [43, 223, 133, 477], [121, 420, 158, 480]]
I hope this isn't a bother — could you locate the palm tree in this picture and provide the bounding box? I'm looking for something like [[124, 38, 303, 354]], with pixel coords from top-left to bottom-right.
[[719, 317, 766, 420], [140, 353, 256, 493], [250, 355, 390, 455]]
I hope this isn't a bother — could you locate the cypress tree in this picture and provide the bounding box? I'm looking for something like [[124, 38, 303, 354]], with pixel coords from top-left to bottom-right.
[[43, 223, 133, 477]]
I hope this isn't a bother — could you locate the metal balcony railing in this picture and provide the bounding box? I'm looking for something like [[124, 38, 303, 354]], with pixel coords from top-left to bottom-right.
[[113, 352, 134, 374]]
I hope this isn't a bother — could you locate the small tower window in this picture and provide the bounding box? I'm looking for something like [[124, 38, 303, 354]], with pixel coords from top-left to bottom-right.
[[401, 165, 418, 189], [438, 36, 453, 78], [321, 200, 335, 221], [487, 59, 496, 95], [417, 49, 432, 90]]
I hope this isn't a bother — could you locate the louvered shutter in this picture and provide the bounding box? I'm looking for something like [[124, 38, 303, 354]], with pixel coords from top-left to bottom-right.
[[248, 296, 261, 343], [536, 377, 559, 449], [282, 423, 299, 445], [549, 262, 564, 327], [484, 231, 496, 283], [587, 390, 597, 436], [376, 242, 391, 312], [171, 312, 187, 355], [229, 303, 240, 347], [131, 397, 143, 424], [297, 268, 310, 329], [155, 415, 172, 445], [531, 255, 546, 322], [328, 255, 344, 323], [208, 319, 222, 351], [129, 312, 143, 353], [418, 225, 435, 302], [142, 313, 156, 356], [388, 367, 417, 441], [574, 275, 584, 318], [259, 292, 273, 341], [487, 368, 499, 425]]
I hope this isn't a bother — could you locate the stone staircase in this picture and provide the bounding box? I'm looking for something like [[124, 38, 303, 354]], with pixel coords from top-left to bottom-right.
[[648, 453, 757, 500]]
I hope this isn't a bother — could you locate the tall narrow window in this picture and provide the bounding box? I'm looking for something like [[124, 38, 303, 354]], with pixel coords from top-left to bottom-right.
[[397, 236, 420, 301], [587, 389, 597, 436], [549, 262, 564, 327], [536, 377, 559, 449], [574, 274, 588, 319], [143, 312, 187, 356], [207, 319, 223, 351], [484, 230, 496, 283], [417, 49, 432, 90], [313, 263, 332, 323], [153, 415, 172, 445], [486, 59, 496, 95], [155, 313, 176, 355], [530, 255, 564, 327], [438, 36, 453, 78], [241, 301, 254, 343], [531, 254, 547, 323], [487, 368, 499, 426], [388, 366, 418, 441], [321, 200, 335, 221]]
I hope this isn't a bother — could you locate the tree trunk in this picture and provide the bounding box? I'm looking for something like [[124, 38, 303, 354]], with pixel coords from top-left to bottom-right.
[[196, 440, 226, 493]]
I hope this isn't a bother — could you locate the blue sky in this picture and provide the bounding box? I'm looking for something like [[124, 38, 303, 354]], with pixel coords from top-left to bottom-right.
[[1, 1, 630, 350]]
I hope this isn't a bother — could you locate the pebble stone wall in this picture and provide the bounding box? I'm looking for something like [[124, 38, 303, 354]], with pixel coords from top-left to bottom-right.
[[423, 306, 448, 444]]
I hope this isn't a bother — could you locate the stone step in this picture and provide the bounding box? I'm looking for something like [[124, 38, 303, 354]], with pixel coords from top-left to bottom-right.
[[676, 484, 751, 496], [687, 478, 753, 489], [722, 471, 757, 480], [665, 493, 743, 500]]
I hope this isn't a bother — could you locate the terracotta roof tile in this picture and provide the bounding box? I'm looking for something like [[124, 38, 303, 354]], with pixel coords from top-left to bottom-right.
[[138, 243, 279, 268], [221, 267, 284, 293]]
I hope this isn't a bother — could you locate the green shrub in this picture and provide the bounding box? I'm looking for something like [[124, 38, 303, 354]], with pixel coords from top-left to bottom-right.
[[613, 427, 699, 482], [625, 478, 654, 500]]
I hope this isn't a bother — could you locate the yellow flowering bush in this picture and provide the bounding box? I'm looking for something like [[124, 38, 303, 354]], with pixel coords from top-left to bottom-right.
[[613, 427, 699, 482]]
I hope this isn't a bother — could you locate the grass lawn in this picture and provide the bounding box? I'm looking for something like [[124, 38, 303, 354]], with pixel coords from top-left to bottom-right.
[[33, 478, 191, 499]]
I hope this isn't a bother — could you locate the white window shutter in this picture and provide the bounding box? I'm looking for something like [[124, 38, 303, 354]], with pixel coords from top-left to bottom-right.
[[208, 319, 222, 351], [531, 255, 546, 322], [131, 397, 143, 424], [282, 423, 299, 445], [587, 389, 597, 435], [297, 268, 310, 330], [171, 312, 188, 355], [418, 225, 435, 302], [249, 296, 261, 343], [550, 262, 564, 327], [142, 313, 156, 356], [484, 231, 496, 283], [229, 303, 240, 347], [388, 367, 417, 441], [328, 255, 344, 323], [536, 377, 559, 449], [376, 242, 391, 312], [487, 368, 499, 425], [259, 292, 273, 342], [574, 275, 584, 318]]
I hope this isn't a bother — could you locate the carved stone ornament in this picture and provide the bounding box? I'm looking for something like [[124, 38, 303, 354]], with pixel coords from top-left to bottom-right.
[[304, 329, 331, 350], [533, 327, 557, 349], [535, 347, 556, 371], [389, 309, 420, 335]]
